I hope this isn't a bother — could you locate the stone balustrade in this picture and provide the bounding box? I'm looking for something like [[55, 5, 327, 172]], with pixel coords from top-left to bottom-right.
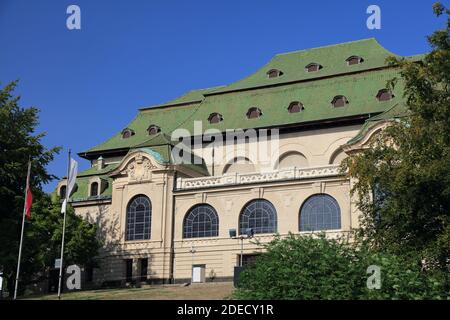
[[176, 165, 343, 190]]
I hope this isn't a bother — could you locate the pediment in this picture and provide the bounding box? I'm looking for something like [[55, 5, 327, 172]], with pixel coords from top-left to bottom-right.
[[109, 150, 163, 182]]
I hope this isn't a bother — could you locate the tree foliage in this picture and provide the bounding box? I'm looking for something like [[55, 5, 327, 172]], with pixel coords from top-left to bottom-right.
[[234, 234, 447, 300], [342, 4, 450, 283], [236, 4, 449, 300], [0, 81, 100, 297]]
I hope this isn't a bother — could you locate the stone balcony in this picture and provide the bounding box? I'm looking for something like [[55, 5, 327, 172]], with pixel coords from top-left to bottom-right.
[[176, 164, 343, 190]]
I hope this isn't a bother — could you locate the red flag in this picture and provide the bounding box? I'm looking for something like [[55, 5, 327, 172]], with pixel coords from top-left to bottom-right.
[[24, 162, 33, 220], [25, 185, 32, 220]]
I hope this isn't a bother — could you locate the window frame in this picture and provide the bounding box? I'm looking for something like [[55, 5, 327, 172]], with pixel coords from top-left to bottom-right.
[[266, 69, 284, 78], [122, 128, 135, 139], [90, 182, 99, 197], [346, 55, 364, 66], [331, 95, 349, 107], [239, 199, 277, 235], [288, 101, 304, 113], [125, 195, 152, 241], [183, 204, 219, 239], [305, 63, 323, 72], [147, 125, 161, 135], [246, 107, 262, 119], [299, 194, 342, 232], [208, 112, 223, 124], [376, 89, 394, 102]]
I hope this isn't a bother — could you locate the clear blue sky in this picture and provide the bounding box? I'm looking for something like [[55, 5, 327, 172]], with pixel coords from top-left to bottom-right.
[[0, 0, 447, 192]]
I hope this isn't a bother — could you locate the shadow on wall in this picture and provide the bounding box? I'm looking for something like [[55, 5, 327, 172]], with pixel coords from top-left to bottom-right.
[[83, 206, 159, 287]]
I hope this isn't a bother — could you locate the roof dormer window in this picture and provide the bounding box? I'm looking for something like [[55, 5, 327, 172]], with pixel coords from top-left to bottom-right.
[[346, 56, 364, 65], [147, 125, 161, 135], [288, 101, 304, 113], [376, 89, 394, 101], [208, 113, 223, 124], [267, 69, 284, 78], [331, 95, 349, 107], [246, 107, 262, 119], [305, 63, 323, 72], [122, 128, 135, 139]]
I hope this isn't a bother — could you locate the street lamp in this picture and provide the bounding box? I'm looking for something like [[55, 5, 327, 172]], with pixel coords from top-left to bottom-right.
[[229, 228, 254, 267], [189, 245, 196, 284], [0, 271, 3, 300]]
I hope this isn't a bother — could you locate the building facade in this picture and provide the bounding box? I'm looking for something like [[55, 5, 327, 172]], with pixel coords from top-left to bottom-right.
[[57, 39, 420, 285]]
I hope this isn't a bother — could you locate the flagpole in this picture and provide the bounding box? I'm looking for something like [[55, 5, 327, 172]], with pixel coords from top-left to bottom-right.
[[13, 160, 31, 300], [57, 149, 71, 299]]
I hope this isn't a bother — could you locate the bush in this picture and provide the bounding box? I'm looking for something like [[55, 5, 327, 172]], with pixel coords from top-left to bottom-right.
[[233, 234, 447, 300]]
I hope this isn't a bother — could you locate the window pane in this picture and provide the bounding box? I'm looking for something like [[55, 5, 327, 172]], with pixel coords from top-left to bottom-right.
[[239, 199, 277, 235], [126, 196, 151, 241], [183, 205, 219, 238], [299, 194, 341, 231]]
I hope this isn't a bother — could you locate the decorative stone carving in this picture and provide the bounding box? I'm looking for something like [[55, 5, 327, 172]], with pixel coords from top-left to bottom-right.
[[120, 156, 157, 183], [176, 165, 343, 190], [283, 194, 292, 207]]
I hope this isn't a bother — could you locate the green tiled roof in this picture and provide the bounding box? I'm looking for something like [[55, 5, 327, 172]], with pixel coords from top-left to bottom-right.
[[80, 38, 424, 157], [82, 105, 200, 154], [188, 68, 405, 132], [346, 103, 409, 145], [77, 163, 120, 177], [70, 175, 113, 203], [208, 38, 400, 94], [140, 86, 225, 109]]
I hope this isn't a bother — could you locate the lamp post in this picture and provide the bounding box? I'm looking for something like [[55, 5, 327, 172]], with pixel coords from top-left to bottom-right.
[[229, 228, 254, 266], [0, 271, 3, 300], [189, 245, 196, 284]]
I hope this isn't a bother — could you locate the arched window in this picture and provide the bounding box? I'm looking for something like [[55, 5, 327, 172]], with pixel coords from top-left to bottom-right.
[[305, 63, 323, 72], [147, 125, 161, 135], [246, 107, 262, 119], [267, 69, 283, 78], [299, 194, 341, 231], [331, 95, 349, 107], [90, 182, 98, 197], [288, 101, 304, 113], [183, 204, 219, 238], [208, 113, 223, 124], [126, 195, 152, 241], [239, 199, 277, 235], [346, 56, 364, 65], [59, 185, 67, 199], [376, 89, 394, 101], [122, 128, 135, 139]]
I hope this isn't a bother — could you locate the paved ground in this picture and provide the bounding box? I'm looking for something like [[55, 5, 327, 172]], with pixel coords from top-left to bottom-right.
[[27, 282, 235, 300]]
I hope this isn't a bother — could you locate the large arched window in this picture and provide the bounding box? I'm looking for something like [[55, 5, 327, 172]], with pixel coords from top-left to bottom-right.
[[239, 199, 277, 235], [183, 204, 219, 238], [299, 194, 341, 231], [126, 195, 152, 241]]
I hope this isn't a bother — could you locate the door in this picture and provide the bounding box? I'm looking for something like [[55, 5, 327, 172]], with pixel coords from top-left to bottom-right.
[[192, 264, 205, 283], [125, 259, 133, 283], [140, 258, 148, 282], [48, 269, 60, 293]]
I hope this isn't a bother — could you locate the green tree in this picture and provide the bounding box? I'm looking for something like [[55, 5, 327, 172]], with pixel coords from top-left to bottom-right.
[[14, 194, 100, 295], [343, 3, 450, 289], [0, 81, 100, 298], [233, 234, 447, 300]]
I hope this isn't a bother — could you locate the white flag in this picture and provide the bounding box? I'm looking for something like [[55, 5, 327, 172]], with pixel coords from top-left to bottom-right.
[[61, 157, 78, 214]]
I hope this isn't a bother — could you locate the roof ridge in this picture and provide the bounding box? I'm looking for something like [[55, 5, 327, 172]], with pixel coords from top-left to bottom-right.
[[275, 38, 376, 56]]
